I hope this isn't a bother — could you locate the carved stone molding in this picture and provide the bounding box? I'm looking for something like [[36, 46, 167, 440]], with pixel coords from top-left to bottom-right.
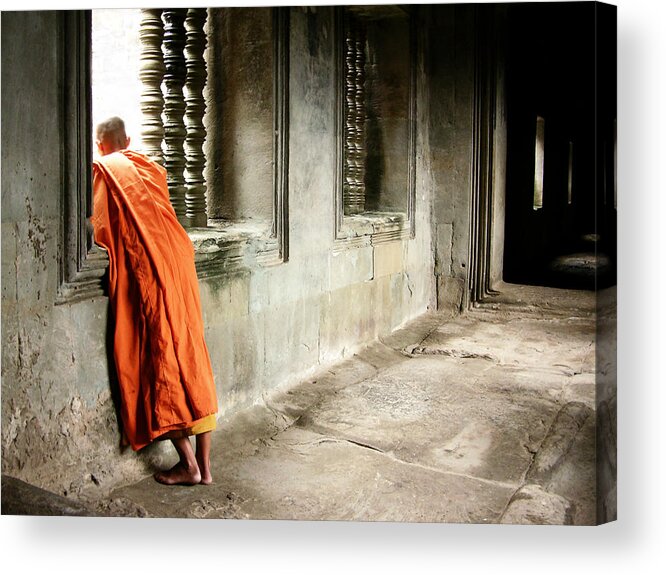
[[57, 10, 108, 305], [273, 7, 290, 263], [468, 7, 499, 305]]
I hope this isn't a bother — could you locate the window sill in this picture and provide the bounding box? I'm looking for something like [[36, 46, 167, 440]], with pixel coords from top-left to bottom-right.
[[334, 211, 411, 251], [56, 244, 109, 304], [57, 220, 281, 304], [190, 219, 282, 278]]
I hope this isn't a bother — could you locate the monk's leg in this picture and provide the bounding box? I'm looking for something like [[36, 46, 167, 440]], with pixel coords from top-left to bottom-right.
[[195, 431, 213, 485], [154, 437, 201, 486]]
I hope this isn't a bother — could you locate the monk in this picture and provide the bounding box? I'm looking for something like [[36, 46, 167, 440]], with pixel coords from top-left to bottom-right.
[[91, 116, 218, 486]]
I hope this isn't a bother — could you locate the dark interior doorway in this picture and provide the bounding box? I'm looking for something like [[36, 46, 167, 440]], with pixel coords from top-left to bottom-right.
[[502, 3, 616, 291]]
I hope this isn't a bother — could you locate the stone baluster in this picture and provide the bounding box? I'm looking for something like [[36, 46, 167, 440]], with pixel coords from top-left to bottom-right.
[[343, 15, 366, 215], [184, 8, 208, 228], [343, 23, 356, 213], [162, 9, 188, 226], [139, 9, 165, 165], [353, 20, 367, 212]]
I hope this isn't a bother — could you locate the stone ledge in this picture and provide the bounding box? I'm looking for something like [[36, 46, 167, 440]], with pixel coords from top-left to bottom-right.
[[56, 220, 282, 304], [55, 245, 109, 304], [1, 475, 90, 517], [190, 219, 281, 278], [334, 211, 411, 251]]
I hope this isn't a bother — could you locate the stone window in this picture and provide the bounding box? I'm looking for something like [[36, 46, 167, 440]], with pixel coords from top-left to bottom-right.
[[568, 141, 573, 205], [60, 7, 290, 303], [335, 6, 416, 245], [533, 115, 545, 211], [613, 119, 616, 210], [92, 8, 209, 227]]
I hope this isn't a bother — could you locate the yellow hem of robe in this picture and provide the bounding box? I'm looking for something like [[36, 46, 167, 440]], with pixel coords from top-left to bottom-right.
[[155, 413, 217, 441]]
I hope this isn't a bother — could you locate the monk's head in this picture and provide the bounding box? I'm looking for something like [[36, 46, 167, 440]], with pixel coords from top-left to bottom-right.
[[95, 116, 130, 156]]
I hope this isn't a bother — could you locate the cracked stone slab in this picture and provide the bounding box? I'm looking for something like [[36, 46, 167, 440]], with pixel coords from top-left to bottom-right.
[[230, 428, 512, 523], [107, 426, 514, 523], [411, 314, 596, 376], [225, 427, 514, 523], [295, 357, 565, 485]]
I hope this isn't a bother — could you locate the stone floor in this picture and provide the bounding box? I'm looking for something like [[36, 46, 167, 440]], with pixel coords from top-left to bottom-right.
[[73, 282, 601, 525]]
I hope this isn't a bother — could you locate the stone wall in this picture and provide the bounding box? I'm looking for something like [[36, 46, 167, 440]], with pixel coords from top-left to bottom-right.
[[205, 7, 275, 224], [0, 7, 462, 498], [427, 4, 475, 312], [2, 12, 133, 496]]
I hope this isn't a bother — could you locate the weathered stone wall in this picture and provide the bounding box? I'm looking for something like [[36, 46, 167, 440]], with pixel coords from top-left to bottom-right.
[[2, 12, 158, 497], [1, 7, 437, 498]]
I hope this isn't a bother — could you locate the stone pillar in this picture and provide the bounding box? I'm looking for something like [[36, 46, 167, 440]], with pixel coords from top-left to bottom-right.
[[139, 9, 165, 165], [184, 8, 208, 227], [162, 9, 188, 226]]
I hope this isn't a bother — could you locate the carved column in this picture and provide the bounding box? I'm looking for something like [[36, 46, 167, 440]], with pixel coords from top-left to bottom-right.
[[343, 22, 357, 213], [184, 8, 208, 227], [343, 14, 367, 215], [139, 9, 165, 165], [353, 20, 367, 210], [162, 9, 188, 225]]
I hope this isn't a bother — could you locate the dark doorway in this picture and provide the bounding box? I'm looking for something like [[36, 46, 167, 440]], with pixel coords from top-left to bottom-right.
[[503, 2, 616, 290]]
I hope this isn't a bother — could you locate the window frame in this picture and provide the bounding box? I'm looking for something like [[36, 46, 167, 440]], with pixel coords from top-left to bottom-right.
[[57, 8, 290, 304], [57, 10, 108, 304], [333, 5, 417, 246]]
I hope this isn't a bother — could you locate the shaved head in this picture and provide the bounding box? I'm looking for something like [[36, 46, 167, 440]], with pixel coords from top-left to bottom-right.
[[96, 116, 130, 155]]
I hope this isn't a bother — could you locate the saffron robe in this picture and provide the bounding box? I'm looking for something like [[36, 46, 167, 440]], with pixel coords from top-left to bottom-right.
[[91, 150, 218, 451]]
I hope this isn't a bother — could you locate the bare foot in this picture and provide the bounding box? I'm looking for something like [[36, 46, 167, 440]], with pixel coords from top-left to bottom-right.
[[154, 461, 201, 486], [196, 456, 213, 485]]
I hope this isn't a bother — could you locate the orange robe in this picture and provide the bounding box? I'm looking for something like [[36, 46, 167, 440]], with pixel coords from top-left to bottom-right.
[[91, 150, 217, 451]]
